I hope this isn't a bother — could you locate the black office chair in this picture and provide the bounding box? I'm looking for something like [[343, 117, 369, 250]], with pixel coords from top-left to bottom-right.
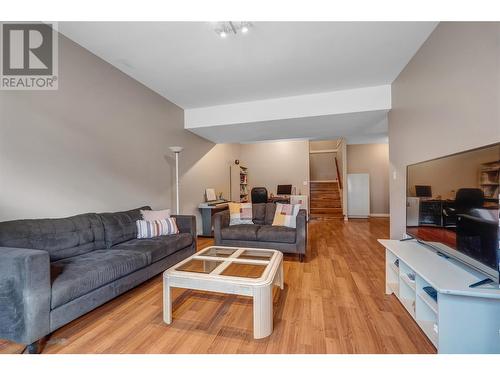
[[443, 188, 485, 227], [455, 188, 485, 212], [251, 187, 268, 204]]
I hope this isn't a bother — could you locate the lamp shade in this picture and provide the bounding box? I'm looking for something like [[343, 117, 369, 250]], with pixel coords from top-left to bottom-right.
[[169, 146, 183, 153]]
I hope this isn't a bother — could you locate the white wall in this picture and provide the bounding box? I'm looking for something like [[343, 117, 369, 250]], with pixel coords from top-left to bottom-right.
[[0, 32, 240, 235], [388, 22, 500, 238], [239, 140, 310, 198]]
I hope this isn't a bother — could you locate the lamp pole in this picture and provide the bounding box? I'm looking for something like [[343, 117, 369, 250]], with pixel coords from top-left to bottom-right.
[[169, 146, 183, 214]]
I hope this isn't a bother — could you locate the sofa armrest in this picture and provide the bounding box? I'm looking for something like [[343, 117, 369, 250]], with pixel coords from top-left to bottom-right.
[[213, 210, 230, 245], [172, 215, 196, 237], [0, 247, 51, 345], [295, 209, 307, 255]]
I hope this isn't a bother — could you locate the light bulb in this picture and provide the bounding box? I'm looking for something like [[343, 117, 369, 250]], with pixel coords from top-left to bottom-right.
[[220, 31, 227, 38], [241, 26, 249, 34]]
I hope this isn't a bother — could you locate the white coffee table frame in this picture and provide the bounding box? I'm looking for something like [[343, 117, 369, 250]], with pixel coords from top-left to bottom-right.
[[163, 246, 284, 339]]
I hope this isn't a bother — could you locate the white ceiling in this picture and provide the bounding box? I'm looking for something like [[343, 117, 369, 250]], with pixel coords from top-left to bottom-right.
[[59, 22, 437, 109], [188, 109, 389, 144]]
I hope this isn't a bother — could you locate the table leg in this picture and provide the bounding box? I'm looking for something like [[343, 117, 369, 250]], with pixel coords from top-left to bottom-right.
[[279, 261, 284, 290], [253, 285, 273, 339], [163, 280, 172, 324]]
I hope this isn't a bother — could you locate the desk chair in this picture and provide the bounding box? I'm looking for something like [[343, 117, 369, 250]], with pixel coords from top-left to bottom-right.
[[251, 187, 268, 204]]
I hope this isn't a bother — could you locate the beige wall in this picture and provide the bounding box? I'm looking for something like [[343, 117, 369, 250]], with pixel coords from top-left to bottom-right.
[[240, 140, 310, 197], [347, 144, 390, 215], [388, 22, 500, 238], [309, 140, 339, 181], [310, 153, 337, 180], [0, 33, 240, 234]]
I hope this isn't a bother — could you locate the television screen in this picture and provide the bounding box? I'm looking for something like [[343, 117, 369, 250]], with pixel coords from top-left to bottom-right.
[[406, 143, 500, 281]]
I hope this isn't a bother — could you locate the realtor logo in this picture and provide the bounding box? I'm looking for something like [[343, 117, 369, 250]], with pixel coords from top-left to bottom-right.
[[1, 22, 58, 90]]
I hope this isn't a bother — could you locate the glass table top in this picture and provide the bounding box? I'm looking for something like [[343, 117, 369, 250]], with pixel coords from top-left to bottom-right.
[[175, 258, 224, 274], [171, 247, 279, 279]]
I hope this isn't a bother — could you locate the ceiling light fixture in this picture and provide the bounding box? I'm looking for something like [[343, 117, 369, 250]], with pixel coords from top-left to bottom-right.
[[214, 21, 253, 38]]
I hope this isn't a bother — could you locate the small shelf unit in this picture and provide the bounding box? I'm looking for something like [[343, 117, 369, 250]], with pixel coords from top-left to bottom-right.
[[381, 239, 500, 354], [230, 164, 249, 203], [479, 160, 500, 199]]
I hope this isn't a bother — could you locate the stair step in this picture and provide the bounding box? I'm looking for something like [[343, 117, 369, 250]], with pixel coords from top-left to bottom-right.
[[310, 202, 342, 208], [310, 182, 338, 189], [310, 194, 340, 200], [310, 207, 343, 214], [309, 187, 340, 194], [309, 214, 344, 221]]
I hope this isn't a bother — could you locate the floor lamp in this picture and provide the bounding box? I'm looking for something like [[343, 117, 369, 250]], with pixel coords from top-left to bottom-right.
[[169, 146, 183, 214]]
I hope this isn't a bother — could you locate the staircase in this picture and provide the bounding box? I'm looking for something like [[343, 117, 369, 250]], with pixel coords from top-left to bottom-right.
[[309, 181, 344, 220]]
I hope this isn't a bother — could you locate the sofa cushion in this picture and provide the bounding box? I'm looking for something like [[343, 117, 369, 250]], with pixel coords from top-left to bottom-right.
[[112, 233, 193, 263], [221, 224, 260, 241], [257, 225, 296, 244], [252, 203, 266, 225], [265, 203, 277, 225], [0, 213, 105, 261], [50, 249, 149, 308], [99, 206, 150, 248]]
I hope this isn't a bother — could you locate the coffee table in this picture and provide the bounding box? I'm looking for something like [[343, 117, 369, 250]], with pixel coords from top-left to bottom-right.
[[163, 246, 284, 339]]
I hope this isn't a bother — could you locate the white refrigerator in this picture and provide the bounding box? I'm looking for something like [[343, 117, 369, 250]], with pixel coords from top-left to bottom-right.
[[347, 173, 370, 218]]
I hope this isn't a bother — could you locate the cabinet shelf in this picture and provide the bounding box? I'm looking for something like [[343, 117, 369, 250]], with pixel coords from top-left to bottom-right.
[[400, 273, 416, 291], [417, 291, 438, 314], [400, 297, 416, 318], [417, 320, 438, 347]]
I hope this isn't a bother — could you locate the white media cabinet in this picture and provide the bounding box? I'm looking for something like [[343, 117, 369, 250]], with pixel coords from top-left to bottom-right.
[[379, 239, 500, 354]]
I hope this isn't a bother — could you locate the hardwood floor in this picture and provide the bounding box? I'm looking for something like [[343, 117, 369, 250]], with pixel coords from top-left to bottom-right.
[[0, 218, 435, 354]]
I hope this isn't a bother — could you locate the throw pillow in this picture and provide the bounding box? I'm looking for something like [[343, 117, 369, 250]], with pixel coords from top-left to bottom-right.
[[141, 208, 171, 221], [136, 218, 179, 239], [228, 202, 253, 225], [272, 203, 301, 228]]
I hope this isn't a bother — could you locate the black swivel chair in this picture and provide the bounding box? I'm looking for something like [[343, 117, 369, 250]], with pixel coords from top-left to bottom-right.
[[251, 187, 268, 204], [443, 188, 485, 227]]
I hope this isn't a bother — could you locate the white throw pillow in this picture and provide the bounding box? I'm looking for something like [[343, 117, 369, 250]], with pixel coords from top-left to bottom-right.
[[141, 208, 171, 221]]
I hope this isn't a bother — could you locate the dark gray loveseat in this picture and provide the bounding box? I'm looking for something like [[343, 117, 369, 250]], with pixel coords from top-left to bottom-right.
[[0, 206, 196, 353], [213, 203, 307, 261]]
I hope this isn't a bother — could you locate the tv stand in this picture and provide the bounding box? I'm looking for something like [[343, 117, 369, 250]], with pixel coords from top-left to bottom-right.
[[379, 239, 500, 354], [469, 278, 494, 288]]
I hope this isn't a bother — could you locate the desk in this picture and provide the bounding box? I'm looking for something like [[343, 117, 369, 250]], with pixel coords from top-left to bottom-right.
[[268, 196, 290, 204], [198, 202, 228, 237]]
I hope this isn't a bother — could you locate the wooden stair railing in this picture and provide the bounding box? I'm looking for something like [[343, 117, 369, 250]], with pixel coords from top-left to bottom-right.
[[334, 156, 342, 190]]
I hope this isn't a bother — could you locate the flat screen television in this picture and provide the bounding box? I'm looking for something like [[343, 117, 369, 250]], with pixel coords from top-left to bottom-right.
[[406, 143, 500, 283]]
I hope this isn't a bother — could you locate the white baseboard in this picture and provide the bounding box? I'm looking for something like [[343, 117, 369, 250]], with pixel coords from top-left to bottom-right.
[[369, 213, 390, 218]]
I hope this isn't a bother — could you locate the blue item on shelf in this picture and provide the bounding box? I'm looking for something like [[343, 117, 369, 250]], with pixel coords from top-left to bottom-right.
[[423, 286, 438, 302], [394, 259, 399, 267], [407, 273, 415, 281]]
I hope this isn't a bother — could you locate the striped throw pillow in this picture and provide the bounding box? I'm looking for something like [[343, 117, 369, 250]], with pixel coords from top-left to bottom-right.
[[136, 218, 179, 239]]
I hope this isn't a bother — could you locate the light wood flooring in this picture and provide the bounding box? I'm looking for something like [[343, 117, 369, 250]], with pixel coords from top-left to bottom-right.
[[0, 218, 435, 354]]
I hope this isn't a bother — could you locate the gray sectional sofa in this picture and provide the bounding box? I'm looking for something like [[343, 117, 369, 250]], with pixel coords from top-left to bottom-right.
[[213, 203, 307, 261], [0, 206, 196, 353]]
